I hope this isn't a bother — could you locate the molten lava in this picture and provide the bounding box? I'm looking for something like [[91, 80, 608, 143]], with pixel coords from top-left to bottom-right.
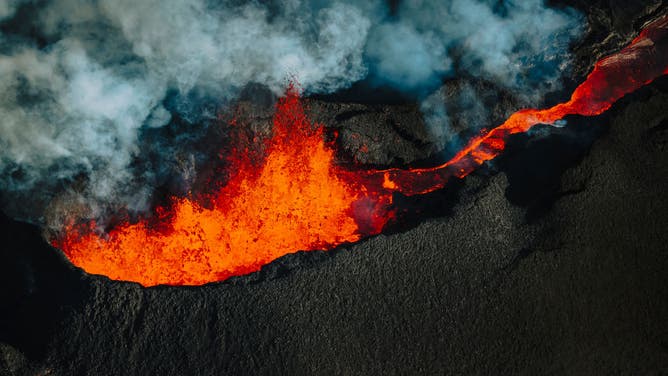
[[56, 16, 668, 286], [371, 15, 668, 196], [56, 87, 391, 285]]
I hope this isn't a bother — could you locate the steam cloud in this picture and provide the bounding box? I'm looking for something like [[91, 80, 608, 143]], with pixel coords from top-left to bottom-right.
[[0, 0, 583, 226]]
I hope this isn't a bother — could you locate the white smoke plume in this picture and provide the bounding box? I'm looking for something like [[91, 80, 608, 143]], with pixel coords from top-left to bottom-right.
[[0, 0, 583, 225], [368, 0, 583, 145], [0, 0, 26, 20]]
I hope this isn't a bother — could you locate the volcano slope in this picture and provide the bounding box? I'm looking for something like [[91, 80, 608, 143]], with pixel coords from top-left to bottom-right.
[[2, 3, 668, 376]]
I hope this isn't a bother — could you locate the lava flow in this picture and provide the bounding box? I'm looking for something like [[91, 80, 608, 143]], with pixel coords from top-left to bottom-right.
[[369, 15, 668, 196], [55, 15, 668, 286]]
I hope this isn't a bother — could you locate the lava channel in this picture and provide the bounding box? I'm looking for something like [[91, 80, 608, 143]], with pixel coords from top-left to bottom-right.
[[55, 15, 668, 286]]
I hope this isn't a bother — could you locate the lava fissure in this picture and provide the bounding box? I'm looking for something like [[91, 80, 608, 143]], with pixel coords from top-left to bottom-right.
[[373, 15, 668, 197], [55, 15, 668, 286]]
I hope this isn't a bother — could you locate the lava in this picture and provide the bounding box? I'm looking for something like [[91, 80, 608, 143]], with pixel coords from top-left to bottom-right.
[[55, 86, 392, 286], [371, 15, 668, 196], [55, 15, 668, 286]]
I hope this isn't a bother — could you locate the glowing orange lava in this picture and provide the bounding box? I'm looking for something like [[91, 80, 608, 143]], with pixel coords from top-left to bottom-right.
[[372, 15, 668, 196], [55, 87, 391, 285], [56, 15, 667, 286]]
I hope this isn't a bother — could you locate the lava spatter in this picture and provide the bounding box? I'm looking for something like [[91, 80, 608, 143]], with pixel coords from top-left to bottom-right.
[[55, 85, 392, 286]]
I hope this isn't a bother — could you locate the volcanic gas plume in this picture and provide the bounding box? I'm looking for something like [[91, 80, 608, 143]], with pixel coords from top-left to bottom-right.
[[55, 15, 668, 286]]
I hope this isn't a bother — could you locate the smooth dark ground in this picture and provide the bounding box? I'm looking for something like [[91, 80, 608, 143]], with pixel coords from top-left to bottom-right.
[[2, 3, 668, 376]]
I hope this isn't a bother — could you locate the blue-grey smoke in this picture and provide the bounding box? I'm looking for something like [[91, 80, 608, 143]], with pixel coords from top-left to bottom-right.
[[0, 0, 583, 226]]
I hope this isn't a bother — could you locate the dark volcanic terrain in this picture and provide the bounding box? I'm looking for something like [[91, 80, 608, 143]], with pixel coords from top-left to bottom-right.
[[1, 2, 668, 375]]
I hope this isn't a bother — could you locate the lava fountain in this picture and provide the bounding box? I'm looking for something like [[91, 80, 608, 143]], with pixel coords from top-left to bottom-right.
[[55, 87, 393, 285], [55, 15, 668, 286]]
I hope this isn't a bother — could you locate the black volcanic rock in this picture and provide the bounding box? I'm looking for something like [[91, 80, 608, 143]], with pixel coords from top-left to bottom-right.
[[307, 100, 437, 166]]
